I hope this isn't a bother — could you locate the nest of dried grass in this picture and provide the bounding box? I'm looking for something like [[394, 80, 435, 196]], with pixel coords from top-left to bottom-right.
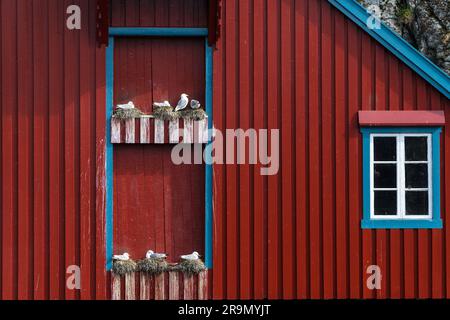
[[172, 259, 206, 277], [113, 107, 144, 120], [179, 108, 207, 121], [112, 259, 137, 276], [137, 258, 169, 275], [152, 106, 181, 121]]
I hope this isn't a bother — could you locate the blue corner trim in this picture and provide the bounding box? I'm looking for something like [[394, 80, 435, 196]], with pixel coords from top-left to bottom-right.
[[328, 0, 450, 99], [105, 37, 115, 270], [205, 40, 213, 269], [361, 126, 443, 229], [109, 27, 209, 37]]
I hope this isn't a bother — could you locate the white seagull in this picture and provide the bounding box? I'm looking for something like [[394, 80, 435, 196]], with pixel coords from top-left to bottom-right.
[[113, 252, 130, 261], [146, 250, 168, 260], [153, 100, 171, 108], [175, 93, 189, 112], [180, 251, 201, 261], [190, 99, 201, 109], [116, 101, 135, 110]]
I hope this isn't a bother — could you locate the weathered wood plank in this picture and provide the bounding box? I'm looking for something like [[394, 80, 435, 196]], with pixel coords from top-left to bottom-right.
[[112, 274, 121, 300], [125, 273, 136, 300], [183, 119, 194, 143], [140, 117, 150, 144], [169, 271, 180, 300], [154, 119, 165, 144], [169, 120, 180, 143], [155, 273, 166, 300], [111, 118, 121, 143], [198, 271, 208, 300], [140, 273, 151, 300], [125, 118, 135, 143], [183, 275, 195, 300]]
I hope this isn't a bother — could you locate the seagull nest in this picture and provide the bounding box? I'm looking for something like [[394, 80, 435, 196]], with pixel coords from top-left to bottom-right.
[[152, 106, 181, 121], [112, 107, 144, 120], [137, 258, 169, 275], [172, 259, 206, 277], [179, 108, 207, 121], [112, 259, 137, 276]]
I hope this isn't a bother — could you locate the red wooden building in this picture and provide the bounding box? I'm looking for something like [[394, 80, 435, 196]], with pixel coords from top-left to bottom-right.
[[0, 0, 449, 300]]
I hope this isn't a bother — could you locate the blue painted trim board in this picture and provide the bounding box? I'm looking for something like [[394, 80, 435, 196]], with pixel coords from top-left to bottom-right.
[[360, 126, 443, 229], [205, 40, 213, 269], [105, 37, 114, 270], [328, 0, 450, 99], [109, 27, 209, 37]]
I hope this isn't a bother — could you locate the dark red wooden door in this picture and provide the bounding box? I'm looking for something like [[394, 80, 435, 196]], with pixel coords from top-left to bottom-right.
[[113, 37, 205, 261]]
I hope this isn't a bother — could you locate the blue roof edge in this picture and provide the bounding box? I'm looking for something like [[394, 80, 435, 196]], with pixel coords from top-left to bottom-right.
[[328, 0, 450, 100]]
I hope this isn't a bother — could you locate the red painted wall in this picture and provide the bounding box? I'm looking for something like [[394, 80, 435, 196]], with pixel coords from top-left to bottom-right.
[[212, 0, 450, 299], [0, 0, 449, 300], [0, 0, 107, 299]]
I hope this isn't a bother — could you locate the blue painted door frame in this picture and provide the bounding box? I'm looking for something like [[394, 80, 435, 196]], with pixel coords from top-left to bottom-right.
[[105, 28, 213, 270]]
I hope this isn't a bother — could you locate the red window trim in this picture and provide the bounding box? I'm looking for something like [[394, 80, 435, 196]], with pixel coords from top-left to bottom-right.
[[358, 110, 445, 127]]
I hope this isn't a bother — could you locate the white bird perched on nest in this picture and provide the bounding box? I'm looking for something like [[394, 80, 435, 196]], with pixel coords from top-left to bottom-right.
[[180, 251, 201, 261], [146, 250, 168, 260], [190, 99, 201, 109], [175, 93, 189, 112], [113, 252, 130, 261], [116, 101, 135, 110], [153, 100, 171, 108]]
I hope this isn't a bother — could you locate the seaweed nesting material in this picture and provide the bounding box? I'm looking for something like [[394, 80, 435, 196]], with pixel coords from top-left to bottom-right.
[[172, 259, 206, 277], [112, 107, 144, 120], [179, 108, 207, 121], [152, 106, 181, 121], [137, 258, 169, 275], [112, 259, 137, 276]]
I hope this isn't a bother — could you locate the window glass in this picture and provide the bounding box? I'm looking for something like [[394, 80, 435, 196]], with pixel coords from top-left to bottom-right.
[[405, 191, 428, 215], [374, 191, 397, 215], [405, 163, 428, 189], [405, 136, 427, 161], [374, 137, 396, 161], [374, 164, 397, 188]]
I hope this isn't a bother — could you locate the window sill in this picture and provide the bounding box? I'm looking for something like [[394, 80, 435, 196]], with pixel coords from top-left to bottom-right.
[[361, 218, 443, 229]]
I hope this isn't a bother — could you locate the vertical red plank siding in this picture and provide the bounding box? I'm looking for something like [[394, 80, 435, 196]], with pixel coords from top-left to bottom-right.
[[17, 0, 33, 300], [1, 0, 18, 300], [334, 10, 348, 299], [225, 0, 239, 299], [294, 0, 309, 299], [212, 0, 450, 299], [110, 0, 208, 27], [280, 0, 295, 300], [252, 0, 267, 300], [320, 0, 335, 300], [238, 0, 252, 300], [0, 0, 107, 299], [33, 0, 50, 300], [266, 0, 281, 299]]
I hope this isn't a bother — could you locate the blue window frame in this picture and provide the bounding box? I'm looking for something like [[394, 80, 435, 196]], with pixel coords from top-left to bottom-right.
[[361, 127, 442, 229]]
